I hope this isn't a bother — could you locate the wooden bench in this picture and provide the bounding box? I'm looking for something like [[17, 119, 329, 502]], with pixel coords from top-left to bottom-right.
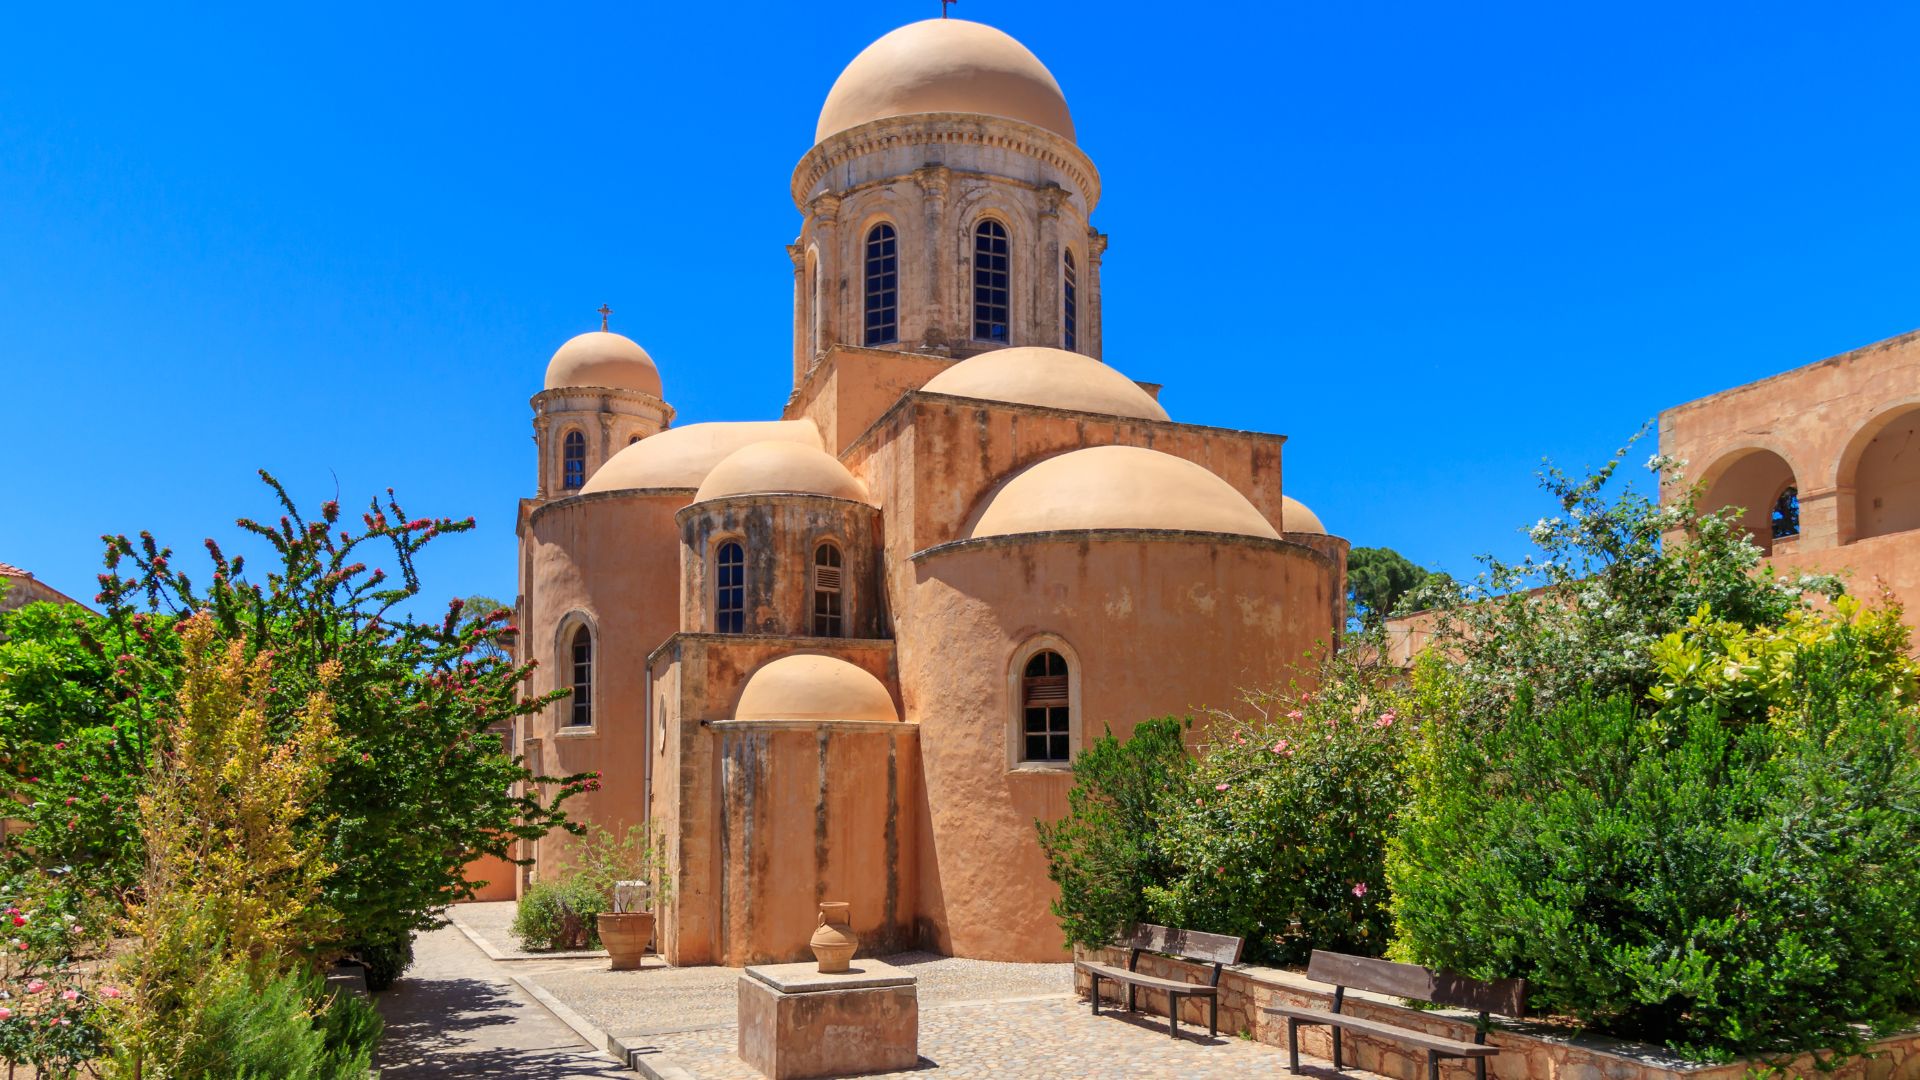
[[1266, 950, 1526, 1080], [1075, 923, 1245, 1039]]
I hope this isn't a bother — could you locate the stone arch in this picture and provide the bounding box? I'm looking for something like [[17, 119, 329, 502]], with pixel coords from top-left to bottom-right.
[[1004, 633, 1083, 771], [1839, 401, 1920, 543], [553, 610, 600, 730], [1699, 446, 1801, 555]]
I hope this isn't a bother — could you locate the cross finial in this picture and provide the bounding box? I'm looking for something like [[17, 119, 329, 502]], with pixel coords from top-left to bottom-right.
[[598, 303, 612, 332], [941, 0, 956, 17]]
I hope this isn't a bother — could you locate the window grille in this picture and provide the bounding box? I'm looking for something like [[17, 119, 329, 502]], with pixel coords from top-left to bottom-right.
[[973, 220, 1010, 343], [562, 430, 587, 490], [1063, 249, 1078, 352], [716, 541, 746, 634], [569, 624, 593, 726], [864, 224, 899, 346], [1021, 650, 1070, 762], [812, 543, 844, 637]]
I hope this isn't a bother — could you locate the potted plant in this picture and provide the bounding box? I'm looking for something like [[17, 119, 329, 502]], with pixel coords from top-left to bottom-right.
[[583, 825, 669, 971]]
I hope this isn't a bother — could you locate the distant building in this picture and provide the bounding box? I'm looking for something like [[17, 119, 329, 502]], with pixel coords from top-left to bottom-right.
[[0, 562, 89, 614], [504, 18, 1348, 965]]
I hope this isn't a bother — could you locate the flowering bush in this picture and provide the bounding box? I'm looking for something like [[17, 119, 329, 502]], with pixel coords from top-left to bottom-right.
[[0, 869, 117, 1075], [1144, 645, 1415, 965]]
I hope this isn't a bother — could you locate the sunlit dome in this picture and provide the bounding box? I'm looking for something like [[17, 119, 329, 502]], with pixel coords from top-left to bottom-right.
[[544, 331, 663, 397], [733, 654, 900, 723], [1282, 495, 1327, 535], [815, 19, 1075, 145], [695, 441, 873, 505], [920, 347, 1167, 422], [964, 446, 1278, 540], [580, 420, 822, 494]]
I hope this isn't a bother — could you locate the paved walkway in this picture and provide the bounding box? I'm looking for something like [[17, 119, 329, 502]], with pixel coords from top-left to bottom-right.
[[375, 923, 634, 1078]]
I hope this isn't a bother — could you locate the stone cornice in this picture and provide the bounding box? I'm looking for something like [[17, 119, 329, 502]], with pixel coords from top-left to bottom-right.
[[529, 385, 675, 423], [910, 529, 1334, 568], [792, 113, 1101, 213]]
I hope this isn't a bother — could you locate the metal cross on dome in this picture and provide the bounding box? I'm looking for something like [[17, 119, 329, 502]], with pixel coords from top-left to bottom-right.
[[598, 304, 612, 331], [941, 0, 956, 17]]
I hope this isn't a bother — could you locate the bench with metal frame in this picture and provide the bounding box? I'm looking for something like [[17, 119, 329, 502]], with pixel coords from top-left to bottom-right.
[[1265, 950, 1527, 1079], [1075, 923, 1245, 1039]]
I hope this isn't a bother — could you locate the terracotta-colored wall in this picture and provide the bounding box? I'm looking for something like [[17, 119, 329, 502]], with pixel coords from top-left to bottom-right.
[[898, 534, 1339, 961], [523, 490, 690, 878], [785, 345, 956, 456], [460, 852, 520, 903], [710, 720, 921, 965], [677, 495, 886, 640]]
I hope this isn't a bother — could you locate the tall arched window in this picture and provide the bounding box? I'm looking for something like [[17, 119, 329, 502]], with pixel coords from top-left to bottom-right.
[[1021, 651, 1070, 763], [568, 623, 593, 727], [863, 224, 899, 346], [715, 541, 746, 634], [1062, 249, 1078, 352], [973, 219, 1010, 343], [562, 430, 587, 490], [812, 543, 844, 637]]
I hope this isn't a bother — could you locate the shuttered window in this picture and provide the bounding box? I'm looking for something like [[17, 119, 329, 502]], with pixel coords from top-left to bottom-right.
[[1021, 650, 1070, 762], [812, 543, 843, 637]]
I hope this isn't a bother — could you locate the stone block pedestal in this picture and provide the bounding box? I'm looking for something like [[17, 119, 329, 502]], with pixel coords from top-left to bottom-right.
[[737, 960, 919, 1079]]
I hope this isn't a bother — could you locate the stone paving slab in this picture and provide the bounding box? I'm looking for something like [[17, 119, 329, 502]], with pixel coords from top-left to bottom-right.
[[623, 995, 1383, 1079], [447, 899, 609, 961]]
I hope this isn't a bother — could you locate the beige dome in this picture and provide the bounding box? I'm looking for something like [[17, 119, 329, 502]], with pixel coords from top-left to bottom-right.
[[921, 347, 1168, 422], [816, 19, 1075, 145], [580, 420, 822, 494], [966, 446, 1279, 541], [734, 654, 900, 723], [1281, 495, 1327, 535], [544, 331, 663, 397], [695, 441, 873, 505]]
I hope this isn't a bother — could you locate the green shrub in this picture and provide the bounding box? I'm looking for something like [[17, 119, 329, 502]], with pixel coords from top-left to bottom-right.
[[1145, 646, 1413, 965], [115, 962, 380, 1079], [350, 931, 413, 993], [511, 877, 609, 951], [1037, 716, 1190, 950], [1389, 602, 1920, 1062]]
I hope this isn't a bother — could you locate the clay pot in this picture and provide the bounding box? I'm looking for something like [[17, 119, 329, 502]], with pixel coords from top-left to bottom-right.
[[809, 901, 859, 973], [596, 911, 656, 971]]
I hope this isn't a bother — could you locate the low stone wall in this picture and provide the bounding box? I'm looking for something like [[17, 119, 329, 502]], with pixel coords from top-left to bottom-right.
[[1075, 947, 1920, 1079]]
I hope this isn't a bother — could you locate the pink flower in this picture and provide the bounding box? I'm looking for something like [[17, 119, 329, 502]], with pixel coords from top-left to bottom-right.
[[60, 989, 79, 1002], [11, 915, 23, 927], [1215, 782, 1229, 791], [101, 986, 123, 999], [53, 742, 65, 751], [26, 979, 46, 993], [1377, 712, 1397, 727], [1270, 740, 1289, 754], [0, 1007, 10, 1020], [1286, 710, 1303, 721], [64, 797, 76, 806], [1195, 797, 1205, 807], [1352, 882, 1369, 898]]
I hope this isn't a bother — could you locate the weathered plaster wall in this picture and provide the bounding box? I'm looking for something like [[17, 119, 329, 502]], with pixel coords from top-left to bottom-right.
[[899, 534, 1338, 961], [784, 345, 957, 455], [677, 495, 886, 640]]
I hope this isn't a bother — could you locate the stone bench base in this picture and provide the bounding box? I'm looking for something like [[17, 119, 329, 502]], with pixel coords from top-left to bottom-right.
[[737, 960, 919, 1080]]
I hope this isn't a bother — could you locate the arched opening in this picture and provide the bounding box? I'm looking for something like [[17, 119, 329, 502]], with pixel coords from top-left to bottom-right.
[[811, 542, 844, 637], [1846, 405, 1920, 542], [863, 224, 898, 347], [715, 540, 746, 634], [1020, 650, 1070, 763], [1062, 248, 1078, 352], [973, 219, 1010, 343], [562, 430, 587, 491], [1700, 448, 1798, 555], [568, 623, 593, 727], [808, 250, 823, 360]]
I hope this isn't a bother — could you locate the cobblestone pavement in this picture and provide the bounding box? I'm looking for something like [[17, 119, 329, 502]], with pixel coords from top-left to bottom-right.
[[625, 995, 1378, 1079]]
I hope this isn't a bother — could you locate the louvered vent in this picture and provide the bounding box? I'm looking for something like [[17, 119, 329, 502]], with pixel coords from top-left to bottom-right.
[[1024, 675, 1069, 706], [814, 565, 842, 591]]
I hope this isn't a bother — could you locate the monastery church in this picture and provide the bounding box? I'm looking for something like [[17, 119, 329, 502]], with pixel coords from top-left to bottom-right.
[[507, 16, 1348, 965]]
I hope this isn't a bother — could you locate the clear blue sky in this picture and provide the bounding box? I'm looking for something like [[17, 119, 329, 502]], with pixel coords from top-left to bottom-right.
[[4, 1, 1917, 609]]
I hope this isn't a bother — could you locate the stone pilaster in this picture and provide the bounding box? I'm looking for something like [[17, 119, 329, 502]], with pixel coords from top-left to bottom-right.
[[1086, 231, 1108, 361], [914, 165, 952, 353]]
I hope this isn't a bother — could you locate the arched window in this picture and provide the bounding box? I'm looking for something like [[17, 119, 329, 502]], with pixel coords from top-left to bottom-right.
[[812, 543, 844, 637], [568, 623, 593, 727], [1771, 485, 1801, 539], [715, 541, 746, 634], [562, 430, 587, 490], [863, 224, 899, 347], [1062, 249, 1078, 352], [1021, 651, 1070, 763], [629, 434, 643, 446], [973, 219, 1010, 343]]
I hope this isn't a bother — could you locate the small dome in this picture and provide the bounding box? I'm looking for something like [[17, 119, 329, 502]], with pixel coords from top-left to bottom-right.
[[580, 420, 822, 494], [734, 654, 900, 723], [544, 331, 663, 397], [921, 347, 1168, 422], [816, 19, 1075, 145], [1281, 495, 1327, 535], [966, 446, 1279, 541], [695, 441, 873, 505]]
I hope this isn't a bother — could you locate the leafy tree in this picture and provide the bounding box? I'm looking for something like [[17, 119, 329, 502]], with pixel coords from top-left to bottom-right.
[[461, 594, 512, 662], [1345, 546, 1439, 628]]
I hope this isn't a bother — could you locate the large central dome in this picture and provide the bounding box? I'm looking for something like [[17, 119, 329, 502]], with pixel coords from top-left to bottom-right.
[[815, 19, 1075, 145]]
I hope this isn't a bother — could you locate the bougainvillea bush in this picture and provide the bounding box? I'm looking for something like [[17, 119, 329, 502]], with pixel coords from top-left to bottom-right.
[[1390, 599, 1920, 1062]]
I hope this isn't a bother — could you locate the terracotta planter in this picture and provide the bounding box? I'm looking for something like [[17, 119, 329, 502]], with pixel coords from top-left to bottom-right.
[[809, 901, 859, 973], [596, 911, 655, 971]]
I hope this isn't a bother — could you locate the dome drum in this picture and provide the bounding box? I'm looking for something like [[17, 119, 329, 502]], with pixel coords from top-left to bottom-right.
[[679, 497, 884, 640]]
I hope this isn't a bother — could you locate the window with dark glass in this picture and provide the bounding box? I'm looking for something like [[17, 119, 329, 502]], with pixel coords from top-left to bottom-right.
[[568, 624, 593, 726], [716, 541, 746, 634], [562, 430, 587, 490], [812, 543, 844, 637], [629, 434, 643, 445], [1021, 650, 1070, 763], [973, 219, 1010, 343], [863, 224, 899, 346], [1772, 485, 1801, 539], [1062, 249, 1078, 352]]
